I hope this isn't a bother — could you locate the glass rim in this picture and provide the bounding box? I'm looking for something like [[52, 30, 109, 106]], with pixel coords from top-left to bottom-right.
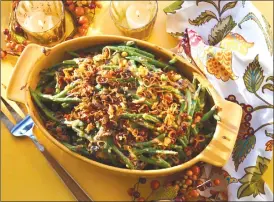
[[15, 0, 65, 34], [109, 0, 158, 31]]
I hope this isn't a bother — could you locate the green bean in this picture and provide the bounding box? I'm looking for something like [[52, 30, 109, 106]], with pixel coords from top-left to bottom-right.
[[101, 65, 119, 70], [125, 41, 135, 46], [169, 57, 178, 64], [182, 135, 188, 144], [135, 121, 156, 130], [111, 78, 137, 83], [64, 120, 93, 141], [41, 61, 78, 75], [201, 106, 217, 122], [170, 145, 182, 149], [29, 88, 59, 122], [106, 46, 155, 58], [185, 89, 192, 115], [139, 155, 171, 168], [37, 93, 81, 103], [53, 80, 79, 98], [126, 56, 175, 71], [199, 87, 206, 109], [213, 114, 221, 121], [134, 148, 178, 155], [106, 149, 120, 167], [61, 103, 71, 108], [63, 60, 77, 65], [55, 78, 61, 94], [178, 137, 187, 148], [133, 133, 165, 147], [128, 94, 152, 107], [111, 145, 135, 169], [189, 85, 201, 117], [63, 143, 90, 156], [126, 56, 159, 71], [192, 77, 197, 89], [66, 51, 80, 57], [160, 85, 181, 95], [191, 126, 199, 135], [121, 113, 161, 123], [170, 144, 187, 155], [129, 60, 137, 68], [180, 100, 187, 113]]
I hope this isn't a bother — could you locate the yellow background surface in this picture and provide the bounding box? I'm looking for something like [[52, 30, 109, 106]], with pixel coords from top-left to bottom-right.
[[1, 1, 273, 201]]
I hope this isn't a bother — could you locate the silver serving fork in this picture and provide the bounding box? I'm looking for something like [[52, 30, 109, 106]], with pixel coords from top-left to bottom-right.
[[1, 97, 92, 202]]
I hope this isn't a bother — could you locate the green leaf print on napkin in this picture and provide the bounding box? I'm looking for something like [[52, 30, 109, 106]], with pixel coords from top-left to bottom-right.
[[220, 1, 238, 16], [239, 12, 273, 55], [163, 0, 184, 15], [262, 76, 274, 93], [232, 135, 256, 171], [243, 55, 273, 106], [189, 11, 218, 26], [208, 16, 237, 46], [237, 156, 270, 199], [243, 55, 265, 94]]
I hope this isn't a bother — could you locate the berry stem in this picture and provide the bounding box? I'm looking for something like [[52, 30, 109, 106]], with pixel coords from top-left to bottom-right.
[[254, 92, 272, 106], [254, 122, 274, 134], [253, 105, 274, 112]]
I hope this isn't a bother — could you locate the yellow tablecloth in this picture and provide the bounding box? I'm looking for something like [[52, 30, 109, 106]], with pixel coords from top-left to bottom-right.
[[1, 1, 272, 201]]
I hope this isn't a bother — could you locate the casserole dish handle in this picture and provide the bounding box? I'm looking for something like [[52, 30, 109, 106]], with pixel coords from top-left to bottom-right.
[[6, 44, 43, 103], [199, 95, 243, 167], [193, 73, 243, 167]]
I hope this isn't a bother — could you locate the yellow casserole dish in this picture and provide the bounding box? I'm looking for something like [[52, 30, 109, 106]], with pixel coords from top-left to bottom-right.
[[7, 35, 242, 177]]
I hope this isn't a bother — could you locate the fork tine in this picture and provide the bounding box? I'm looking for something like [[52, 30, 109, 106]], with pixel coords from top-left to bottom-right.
[[1, 99, 16, 125], [1, 84, 26, 118]]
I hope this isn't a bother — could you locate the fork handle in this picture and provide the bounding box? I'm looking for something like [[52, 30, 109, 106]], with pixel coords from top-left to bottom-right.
[[41, 148, 92, 202], [28, 131, 92, 201]]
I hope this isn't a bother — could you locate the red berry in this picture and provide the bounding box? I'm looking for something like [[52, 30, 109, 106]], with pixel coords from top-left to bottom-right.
[[174, 196, 183, 202], [78, 16, 89, 25], [213, 179, 221, 186], [227, 95, 236, 101], [192, 175, 198, 181], [73, 34, 80, 39], [66, 0, 73, 5], [191, 166, 200, 175], [75, 7, 85, 16], [189, 190, 199, 198], [137, 197, 145, 202], [185, 179, 192, 186], [7, 41, 16, 50], [210, 190, 218, 196], [68, 4, 75, 11], [198, 185, 205, 191], [89, 2, 96, 9], [186, 170, 193, 176], [5, 34, 11, 41], [3, 28, 9, 35], [95, 2, 102, 8], [78, 27, 87, 35], [139, 178, 146, 184], [14, 24, 23, 34], [81, 23, 89, 29], [206, 181, 212, 187], [127, 188, 134, 196], [133, 191, 140, 198], [150, 180, 160, 190], [15, 44, 24, 52], [1, 50, 7, 59]]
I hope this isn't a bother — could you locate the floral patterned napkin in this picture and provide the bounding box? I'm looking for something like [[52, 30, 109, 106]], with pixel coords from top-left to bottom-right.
[[164, 0, 273, 201], [125, 1, 273, 201]]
